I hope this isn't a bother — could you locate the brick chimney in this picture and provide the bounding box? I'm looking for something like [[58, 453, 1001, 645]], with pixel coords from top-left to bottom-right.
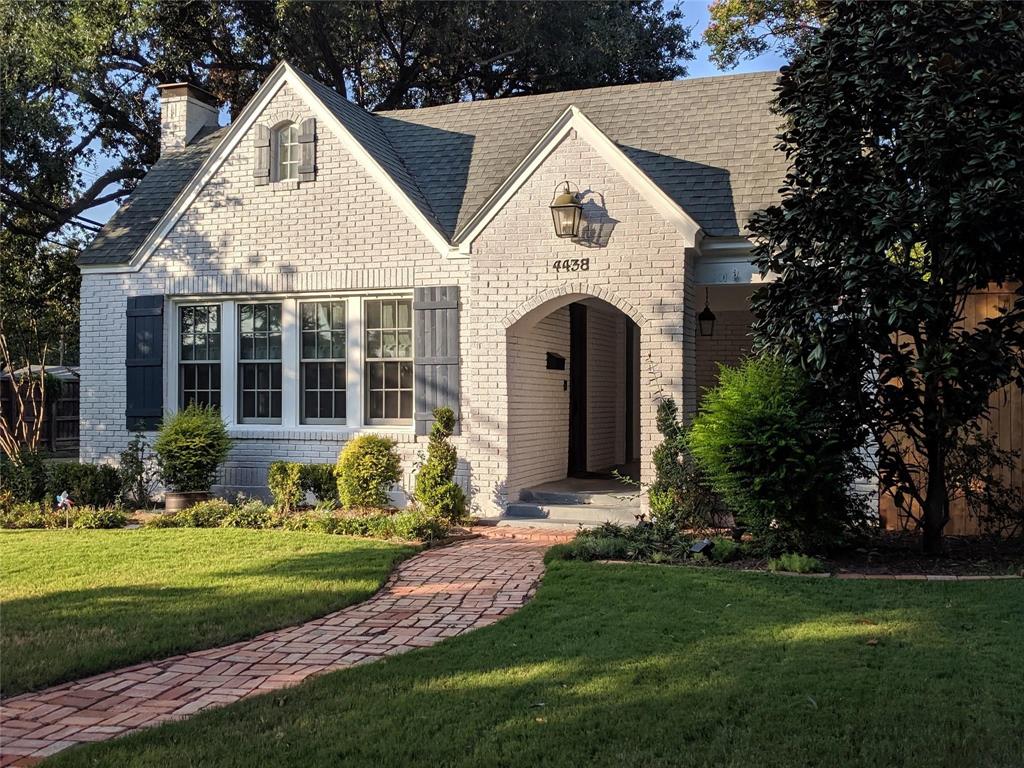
[[156, 82, 219, 154]]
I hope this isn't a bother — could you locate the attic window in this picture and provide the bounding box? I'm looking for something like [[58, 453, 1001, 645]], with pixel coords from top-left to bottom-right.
[[275, 123, 299, 181]]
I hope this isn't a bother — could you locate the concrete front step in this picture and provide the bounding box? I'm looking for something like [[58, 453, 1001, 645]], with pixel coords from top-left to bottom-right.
[[494, 516, 617, 531], [519, 487, 641, 505], [504, 502, 639, 525]]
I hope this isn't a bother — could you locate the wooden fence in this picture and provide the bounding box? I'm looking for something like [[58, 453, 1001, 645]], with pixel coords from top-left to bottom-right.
[[0, 367, 80, 458], [879, 286, 1023, 535]]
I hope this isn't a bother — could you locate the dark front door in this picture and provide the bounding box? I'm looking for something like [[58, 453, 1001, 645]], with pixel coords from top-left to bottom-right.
[[568, 303, 587, 476]]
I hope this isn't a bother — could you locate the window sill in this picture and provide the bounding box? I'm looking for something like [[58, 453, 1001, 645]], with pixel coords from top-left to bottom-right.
[[225, 423, 417, 443], [272, 179, 300, 190]]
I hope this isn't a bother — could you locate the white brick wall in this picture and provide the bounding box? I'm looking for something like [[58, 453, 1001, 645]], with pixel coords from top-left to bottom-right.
[[507, 307, 570, 493], [81, 89, 699, 516]]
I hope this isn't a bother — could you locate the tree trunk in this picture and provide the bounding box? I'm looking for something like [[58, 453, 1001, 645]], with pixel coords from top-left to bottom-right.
[[922, 437, 948, 554]]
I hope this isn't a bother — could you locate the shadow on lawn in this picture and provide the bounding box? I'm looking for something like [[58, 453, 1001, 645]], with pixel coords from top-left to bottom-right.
[[1, 549, 413, 697], [45, 563, 1024, 768]]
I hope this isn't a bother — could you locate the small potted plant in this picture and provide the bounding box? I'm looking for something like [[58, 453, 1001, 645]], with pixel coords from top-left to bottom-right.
[[153, 404, 232, 513]]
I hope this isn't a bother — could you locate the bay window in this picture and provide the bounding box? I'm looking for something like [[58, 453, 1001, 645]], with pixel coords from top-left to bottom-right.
[[174, 293, 414, 429], [179, 304, 221, 409]]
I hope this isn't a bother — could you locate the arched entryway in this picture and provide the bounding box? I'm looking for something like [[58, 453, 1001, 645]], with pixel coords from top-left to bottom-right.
[[504, 291, 642, 518]]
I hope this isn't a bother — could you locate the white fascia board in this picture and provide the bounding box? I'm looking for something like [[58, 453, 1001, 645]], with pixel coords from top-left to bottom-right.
[[81, 61, 453, 275], [455, 105, 704, 251]]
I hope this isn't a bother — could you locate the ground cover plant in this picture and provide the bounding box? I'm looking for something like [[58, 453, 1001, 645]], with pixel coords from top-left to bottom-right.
[[0, 529, 415, 696], [49, 561, 1024, 768]]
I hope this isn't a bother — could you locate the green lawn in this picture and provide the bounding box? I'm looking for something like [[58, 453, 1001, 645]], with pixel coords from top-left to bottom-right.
[[0, 529, 415, 696], [50, 562, 1023, 768]]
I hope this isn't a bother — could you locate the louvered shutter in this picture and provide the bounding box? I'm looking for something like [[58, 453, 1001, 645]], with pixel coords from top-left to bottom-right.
[[298, 117, 316, 182], [253, 124, 271, 186], [413, 286, 461, 436], [125, 295, 164, 430]]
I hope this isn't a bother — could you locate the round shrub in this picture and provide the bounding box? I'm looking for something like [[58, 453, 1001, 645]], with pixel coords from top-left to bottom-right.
[[688, 356, 869, 553], [153, 404, 231, 492], [71, 506, 128, 529], [336, 434, 401, 509]]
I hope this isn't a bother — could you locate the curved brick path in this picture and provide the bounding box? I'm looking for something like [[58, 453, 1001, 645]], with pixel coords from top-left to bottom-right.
[[0, 529, 570, 766]]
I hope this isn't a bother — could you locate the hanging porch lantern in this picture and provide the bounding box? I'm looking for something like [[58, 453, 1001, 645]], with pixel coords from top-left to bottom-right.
[[698, 287, 717, 337], [549, 181, 583, 239]]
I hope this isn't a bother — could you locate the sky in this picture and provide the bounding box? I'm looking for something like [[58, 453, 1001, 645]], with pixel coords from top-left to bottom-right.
[[86, 2, 787, 228]]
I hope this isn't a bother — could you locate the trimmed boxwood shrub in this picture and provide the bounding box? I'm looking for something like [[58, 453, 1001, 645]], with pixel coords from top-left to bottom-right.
[[336, 434, 401, 509], [153, 404, 231, 492], [267, 461, 304, 512], [688, 356, 869, 553], [413, 407, 466, 524], [46, 462, 121, 508]]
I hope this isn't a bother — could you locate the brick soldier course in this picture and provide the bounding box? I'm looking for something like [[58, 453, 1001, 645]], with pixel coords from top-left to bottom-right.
[[0, 531, 571, 766]]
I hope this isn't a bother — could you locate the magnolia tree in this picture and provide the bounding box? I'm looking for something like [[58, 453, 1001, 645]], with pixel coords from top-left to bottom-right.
[[750, 0, 1024, 553]]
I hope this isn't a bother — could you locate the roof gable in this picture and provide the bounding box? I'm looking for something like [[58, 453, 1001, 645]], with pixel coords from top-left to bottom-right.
[[80, 65, 783, 270], [377, 73, 784, 239]]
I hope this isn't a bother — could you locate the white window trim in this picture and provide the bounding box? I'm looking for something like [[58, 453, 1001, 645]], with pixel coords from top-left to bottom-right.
[[166, 290, 415, 436]]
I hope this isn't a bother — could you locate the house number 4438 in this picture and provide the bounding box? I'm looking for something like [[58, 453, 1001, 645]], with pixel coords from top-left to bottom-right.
[[552, 258, 590, 273]]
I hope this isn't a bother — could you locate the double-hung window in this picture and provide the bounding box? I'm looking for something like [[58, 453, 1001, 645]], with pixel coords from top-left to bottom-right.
[[365, 298, 414, 424], [238, 303, 282, 423], [300, 300, 346, 424], [179, 305, 221, 409]]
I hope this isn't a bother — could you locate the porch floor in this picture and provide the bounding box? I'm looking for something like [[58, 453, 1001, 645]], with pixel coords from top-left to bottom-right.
[[501, 463, 642, 528]]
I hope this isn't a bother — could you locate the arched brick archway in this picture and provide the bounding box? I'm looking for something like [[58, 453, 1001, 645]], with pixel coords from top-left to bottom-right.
[[504, 286, 643, 502], [502, 282, 648, 331]]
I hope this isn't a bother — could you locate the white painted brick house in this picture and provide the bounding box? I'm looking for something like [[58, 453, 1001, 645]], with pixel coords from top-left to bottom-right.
[[78, 62, 784, 519]]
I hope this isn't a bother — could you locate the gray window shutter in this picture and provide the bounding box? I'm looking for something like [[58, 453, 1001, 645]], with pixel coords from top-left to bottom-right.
[[298, 117, 316, 182], [126, 295, 164, 431], [253, 124, 271, 186], [413, 286, 460, 436]]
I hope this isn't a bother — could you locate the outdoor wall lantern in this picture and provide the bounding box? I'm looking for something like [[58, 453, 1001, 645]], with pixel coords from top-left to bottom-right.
[[698, 287, 717, 337], [549, 181, 583, 239]]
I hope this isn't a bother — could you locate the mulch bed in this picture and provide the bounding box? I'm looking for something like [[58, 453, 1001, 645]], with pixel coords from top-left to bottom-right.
[[702, 531, 1024, 577], [821, 532, 1024, 577]]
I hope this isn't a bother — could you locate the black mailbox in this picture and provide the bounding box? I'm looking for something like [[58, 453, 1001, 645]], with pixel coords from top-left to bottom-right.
[[546, 352, 566, 370]]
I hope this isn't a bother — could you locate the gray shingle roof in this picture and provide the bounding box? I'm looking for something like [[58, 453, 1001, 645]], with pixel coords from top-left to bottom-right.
[[376, 72, 785, 238], [77, 127, 227, 265], [292, 69, 442, 233], [79, 68, 785, 266]]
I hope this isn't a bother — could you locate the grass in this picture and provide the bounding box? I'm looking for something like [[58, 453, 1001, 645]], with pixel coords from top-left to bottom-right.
[[0, 529, 416, 696], [49, 562, 1023, 768]]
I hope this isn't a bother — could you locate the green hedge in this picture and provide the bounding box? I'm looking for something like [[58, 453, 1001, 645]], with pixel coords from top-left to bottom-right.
[[153, 404, 231, 492], [46, 462, 121, 507]]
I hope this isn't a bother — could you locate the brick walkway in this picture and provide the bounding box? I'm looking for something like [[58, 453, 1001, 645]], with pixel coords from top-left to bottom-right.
[[0, 531, 570, 766]]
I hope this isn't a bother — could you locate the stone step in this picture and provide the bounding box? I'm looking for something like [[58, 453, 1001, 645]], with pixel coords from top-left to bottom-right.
[[519, 487, 641, 505], [504, 502, 639, 525]]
